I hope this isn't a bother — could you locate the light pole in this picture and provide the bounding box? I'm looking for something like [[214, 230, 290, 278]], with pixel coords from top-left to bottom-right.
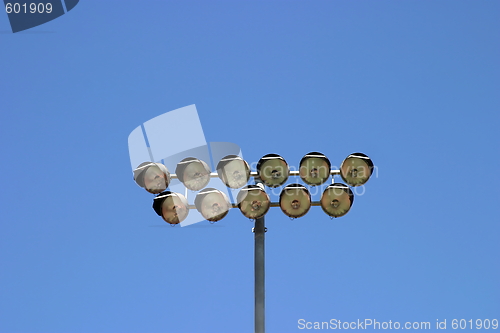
[[253, 178, 265, 333], [133, 152, 374, 333]]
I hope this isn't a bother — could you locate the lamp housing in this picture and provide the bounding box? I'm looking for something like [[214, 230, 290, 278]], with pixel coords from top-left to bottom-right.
[[257, 153, 290, 188], [299, 152, 331, 186], [152, 191, 189, 224], [236, 185, 271, 219], [340, 153, 374, 187], [194, 188, 231, 222], [217, 154, 251, 189], [279, 183, 311, 218], [320, 183, 354, 218], [134, 162, 171, 194], [175, 157, 211, 191]]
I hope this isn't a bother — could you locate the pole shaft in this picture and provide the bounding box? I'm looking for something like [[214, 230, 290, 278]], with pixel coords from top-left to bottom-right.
[[254, 215, 265, 333]]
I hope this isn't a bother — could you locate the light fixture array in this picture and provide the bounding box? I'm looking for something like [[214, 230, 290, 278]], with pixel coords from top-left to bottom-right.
[[133, 152, 374, 224]]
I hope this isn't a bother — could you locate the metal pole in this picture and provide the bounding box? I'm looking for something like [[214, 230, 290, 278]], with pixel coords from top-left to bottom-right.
[[254, 178, 265, 333], [254, 215, 265, 333]]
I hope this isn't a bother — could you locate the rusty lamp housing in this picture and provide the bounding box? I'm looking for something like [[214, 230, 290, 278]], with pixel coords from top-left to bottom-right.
[[257, 153, 290, 188], [299, 152, 331, 186]]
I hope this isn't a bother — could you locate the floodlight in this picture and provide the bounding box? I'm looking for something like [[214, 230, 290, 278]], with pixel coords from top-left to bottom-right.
[[217, 154, 251, 189], [299, 152, 331, 186], [152, 191, 189, 224], [195, 188, 231, 222], [236, 185, 271, 219], [175, 157, 211, 191], [133, 162, 171, 194], [256, 153, 290, 188], [279, 184, 311, 218], [320, 183, 354, 218], [340, 153, 374, 187]]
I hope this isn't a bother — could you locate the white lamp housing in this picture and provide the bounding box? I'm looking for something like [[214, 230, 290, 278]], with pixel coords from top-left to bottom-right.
[[152, 191, 189, 224], [217, 155, 251, 189], [195, 188, 231, 222], [133, 162, 171, 194], [175, 157, 211, 191]]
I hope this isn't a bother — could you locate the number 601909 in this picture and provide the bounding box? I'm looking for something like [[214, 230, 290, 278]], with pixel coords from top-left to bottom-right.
[[5, 3, 53, 14], [451, 319, 498, 330]]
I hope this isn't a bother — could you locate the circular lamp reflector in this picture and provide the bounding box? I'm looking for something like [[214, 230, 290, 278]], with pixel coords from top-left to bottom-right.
[[175, 157, 211, 191], [340, 153, 374, 187], [133, 162, 171, 194], [320, 183, 354, 218], [152, 191, 189, 224], [194, 188, 231, 222], [279, 184, 311, 218], [236, 185, 270, 219], [217, 155, 250, 189], [299, 152, 331, 186], [257, 153, 290, 188]]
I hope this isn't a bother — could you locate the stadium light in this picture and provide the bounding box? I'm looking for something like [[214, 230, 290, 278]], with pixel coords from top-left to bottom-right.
[[195, 188, 231, 222], [133, 151, 373, 333], [217, 154, 251, 189], [340, 152, 374, 187], [152, 191, 189, 224], [133, 162, 170, 194], [257, 153, 289, 188], [237, 184, 271, 219], [279, 183, 311, 218], [175, 157, 211, 191], [320, 183, 354, 218], [299, 152, 331, 186]]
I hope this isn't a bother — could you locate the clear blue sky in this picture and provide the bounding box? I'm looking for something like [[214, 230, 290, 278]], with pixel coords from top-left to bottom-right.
[[1, 1, 499, 332]]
